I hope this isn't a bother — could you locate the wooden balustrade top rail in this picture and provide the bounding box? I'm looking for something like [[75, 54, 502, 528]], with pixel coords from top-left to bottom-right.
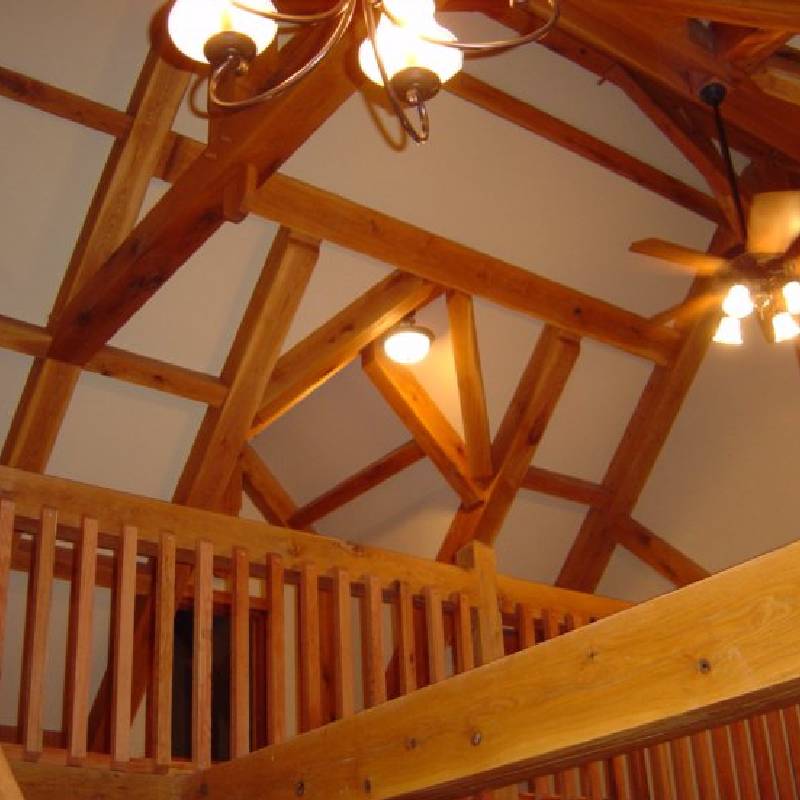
[[0, 465, 628, 617]]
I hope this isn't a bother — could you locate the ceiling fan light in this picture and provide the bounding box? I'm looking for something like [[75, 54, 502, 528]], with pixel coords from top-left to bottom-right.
[[721, 284, 754, 319], [384, 323, 434, 365], [712, 316, 743, 346], [782, 281, 800, 316], [168, 0, 278, 64], [772, 311, 800, 343], [358, 12, 463, 89]]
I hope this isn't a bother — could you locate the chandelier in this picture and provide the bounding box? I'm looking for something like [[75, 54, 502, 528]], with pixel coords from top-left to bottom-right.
[[166, 0, 560, 143]]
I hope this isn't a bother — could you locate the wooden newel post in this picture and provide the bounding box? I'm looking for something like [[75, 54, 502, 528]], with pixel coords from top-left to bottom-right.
[[455, 542, 519, 800]]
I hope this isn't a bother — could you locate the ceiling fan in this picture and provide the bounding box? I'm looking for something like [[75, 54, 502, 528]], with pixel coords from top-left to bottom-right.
[[630, 84, 800, 347]]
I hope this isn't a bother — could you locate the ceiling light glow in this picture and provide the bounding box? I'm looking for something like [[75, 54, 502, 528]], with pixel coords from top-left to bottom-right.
[[772, 311, 800, 343], [712, 316, 743, 346], [721, 284, 754, 319], [384, 323, 434, 365], [783, 281, 800, 315]]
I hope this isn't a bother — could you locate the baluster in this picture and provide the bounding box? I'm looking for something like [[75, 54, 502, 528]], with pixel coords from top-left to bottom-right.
[[729, 720, 759, 800], [649, 744, 674, 800], [424, 586, 446, 684], [111, 525, 137, 769], [395, 581, 416, 694], [230, 548, 250, 757], [299, 563, 321, 732], [19, 507, 57, 761], [192, 540, 213, 770], [748, 715, 778, 800], [0, 499, 14, 682], [452, 592, 474, 675], [153, 532, 176, 771], [627, 750, 650, 799], [361, 575, 385, 708], [765, 710, 794, 799], [65, 517, 98, 765], [782, 705, 800, 792], [669, 737, 697, 800], [266, 554, 285, 745], [690, 731, 716, 799], [610, 752, 631, 800], [709, 726, 736, 799], [332, 568, 354, 719]]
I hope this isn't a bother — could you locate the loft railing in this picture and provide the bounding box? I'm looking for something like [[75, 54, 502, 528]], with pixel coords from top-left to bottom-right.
[[1, 465, 797, 799]]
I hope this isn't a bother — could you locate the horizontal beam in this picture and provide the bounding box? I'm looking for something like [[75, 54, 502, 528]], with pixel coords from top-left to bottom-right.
[[186, 536, 800, 800], [521, 466, 610, 508], [0, 64, 680, 365], [0, 314, 226, 406]]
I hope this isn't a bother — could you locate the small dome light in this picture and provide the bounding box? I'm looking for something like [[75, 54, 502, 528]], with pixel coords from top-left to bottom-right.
[[712, 316, 743, 346], [384, 321, 434, 365]]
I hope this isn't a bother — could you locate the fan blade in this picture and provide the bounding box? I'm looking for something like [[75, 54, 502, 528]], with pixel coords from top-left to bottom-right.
[[747, 191, 800, 255], [630, 239, 727, 275]]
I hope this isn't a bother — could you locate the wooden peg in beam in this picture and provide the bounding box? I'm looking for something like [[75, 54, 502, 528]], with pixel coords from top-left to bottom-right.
[[223, 163, 259, 224]]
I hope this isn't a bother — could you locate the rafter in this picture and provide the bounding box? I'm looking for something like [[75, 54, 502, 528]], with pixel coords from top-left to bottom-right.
[[0, 64, 683, 365], [186, 536, 800, 800], [438, 328, 580, 562], [240, 444, 309, 529], [173, 228, 319, 511], [0, 52, 188, 472], [249, 272, 440, 437], [521, 466, 611, 509], [711, 25, 793, 73], [752, 52, 800, 107], [362, 345, 482, 507]]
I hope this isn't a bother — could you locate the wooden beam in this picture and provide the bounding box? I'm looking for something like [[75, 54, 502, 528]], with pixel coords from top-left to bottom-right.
[[0, 748, 23, 800], [446, 292, 493, 482], [44, 29, 359, 367], [362, 345, 482, 507], [0, 314, 227, 407], [290, 441, 425, 528], [249, 273, 440, 437], [520, 466, 610, 509], [712, 25, 793, 73], [240, 444, 307, 529], [438, 328, 580, 562], [445, 73, 723, 225], [186, 536, 800, 800], [173, 228, 319, 511], [0, 64, 680, 365], [589, 0, 800, 29], [753, 53, 800, 107], [1, 52, 189, 472]]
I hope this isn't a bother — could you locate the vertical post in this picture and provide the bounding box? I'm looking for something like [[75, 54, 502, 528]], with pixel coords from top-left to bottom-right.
[[394, 581, 416, 695], [0, 500, 14, 681], [20, 507, 57, 761], [111, 525, 137, 769], [230, 548, 250, 758], [299, 563, 321, 733], [266, 554, 285, 745], [361, 575, 385, 708], [193, 540, 214, 770], [452, 592, 474, 675], [423, 586, 445, 684], [65, 517, 98, 765], [455, 542, 518, 800], [332, 568, 354, 720], [153, 532, 176, 771]]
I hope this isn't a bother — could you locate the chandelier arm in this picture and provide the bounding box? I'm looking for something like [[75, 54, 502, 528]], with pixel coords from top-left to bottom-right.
[[378, 0, 560, 54], [208, 0, 357, 110], [363, 0, 429, 143], [230, 0, 352, 25]]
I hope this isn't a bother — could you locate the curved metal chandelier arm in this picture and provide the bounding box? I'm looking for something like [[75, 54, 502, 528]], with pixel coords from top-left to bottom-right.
[[208, 0, 357, 109], [379, 0, 560, 54], [230, 0, 352, 25], [363, 0, 430, 144]]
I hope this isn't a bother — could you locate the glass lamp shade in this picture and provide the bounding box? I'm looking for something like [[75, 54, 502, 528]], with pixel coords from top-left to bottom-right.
[[783, 280, 800, 315], [721, 284, 754, 319], [358, 13, 463, 88], [772, 311, 800, 343], [384, 324, 433, 365], [168, 0, 278, 64], [712, 316, 743, 346]]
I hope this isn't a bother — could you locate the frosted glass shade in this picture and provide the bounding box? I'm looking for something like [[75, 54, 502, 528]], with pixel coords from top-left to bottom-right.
[[712, 316, 743, 346], [721, 284, 754, 319], [358, 13, 463, 88], [783, 280, 800, 315], [772, 311, 800, 343], [168, 0, 278, 64], [384, 325, 433, 364]]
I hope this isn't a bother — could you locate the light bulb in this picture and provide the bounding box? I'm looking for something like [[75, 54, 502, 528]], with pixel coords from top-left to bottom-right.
[[712, 316, 743, 346], [721, 284, 754, 319], [783, 281, 800, 315], [384, 324, 433, 364], [358, 13, 463, 89], [168, 0, 278, 64], [772, 311, 800, 343]]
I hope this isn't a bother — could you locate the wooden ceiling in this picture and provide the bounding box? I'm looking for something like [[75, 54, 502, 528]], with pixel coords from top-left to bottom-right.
[[1, 0, 799, 596]]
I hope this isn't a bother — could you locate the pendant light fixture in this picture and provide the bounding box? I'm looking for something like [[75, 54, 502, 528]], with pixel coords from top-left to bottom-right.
[[166, 0, 560, 141], [384, 316, 434, 364]]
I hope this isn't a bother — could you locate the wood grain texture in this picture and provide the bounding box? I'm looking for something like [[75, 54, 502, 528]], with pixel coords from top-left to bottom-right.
[[361, 575, 386, 708], [299, 564, 322, 732], [590, 0, 800, 28], [192, 541, 214, 770], [266, 554, 285, 745], [152, 533, 176, 771], [423, 587, 446, 685], [395, 582, 417, 696], [332, 568, 355, 720], [230, 548, 250, 758]]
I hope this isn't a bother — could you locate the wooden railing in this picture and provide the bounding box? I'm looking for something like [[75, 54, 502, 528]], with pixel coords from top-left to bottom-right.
[[2, 466, 798, 799]]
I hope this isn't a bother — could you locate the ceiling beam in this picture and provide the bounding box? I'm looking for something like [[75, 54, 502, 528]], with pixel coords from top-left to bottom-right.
[[249, 273, 440, 438], [438, 328, 580, 562], [185, 535, 800, 800], [0, 64, 684, 365], [445, 72, 723, 225], [588, 0, 800, 29], [711, 25, 794, 73], [0, 52, 188, 472], [362, 345, 482, 507], [44, 29, 360, 367], [752, 53, 800, 106], [173, 228, 319, 511], [290, 440, 425, 529], [521, 466, 611, 509], [240, 444, 309, 529], [612, 515, 711, 587]]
